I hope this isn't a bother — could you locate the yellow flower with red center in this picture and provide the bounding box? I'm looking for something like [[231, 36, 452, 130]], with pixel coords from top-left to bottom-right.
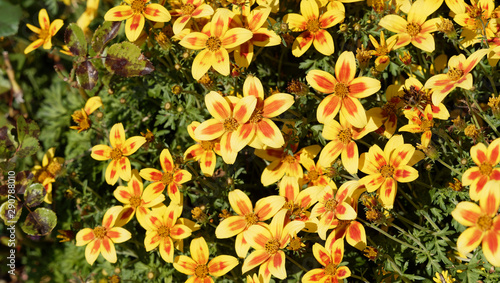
[[359, 135, 423, 209], [451, 181, 500, 266], [179, 8, 253, 80], [231, 7, 281, 68], [194, 91, 257, 164], [242, 210, 305, 282], [24, 9, 64, 54], [368, 31, 397, 71], [400, 78, 450, 120], [448, 0, 497, 47], [284, 0, 344, 57], [173, 237, 239, 282], [104, 0, 171, 42], [256, 142, 321, 186], [70, 96, 103, 133], [278, 176, 322, 231], [91, 123, 146, 185], [184, 121, 221, 176], [371, 84, 403, 138], [310, 184, 357, 240], [76, 206, 131, 265], [424, 49, 489, 106], [303, 239, 351, 282], [171, 0, 214, 35], [215, 189, 285, 258], [242, 75, 295, 149], [318, 112, 381, 174], [139, 148, 192, 205], [113, 170, 165, 228], [300, 156, 336, 187], [32, 147, 64, 204], [143, 203, 192, 262], [379, 0, 441, 52], [462, 138, 500, 201], [306, 51, 381, 128]]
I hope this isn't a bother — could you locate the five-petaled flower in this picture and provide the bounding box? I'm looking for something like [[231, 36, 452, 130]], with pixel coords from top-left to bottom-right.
[[306, 51, 381, 128], [215, 189, 285, 258], [143, 203, 192, 262], [242, 210, 305, 282], [170, 0, 214, 35], [174, 237, 239, 282], [184, 121, 221, 176], [302, 239, 351, 282], [76, 206, 131, 265], [194, 91, 257, 164], [91, 123, 146, 185], [451, 181, 500, 267], [379, 0, 441, 52], [424, 48, 489, 105], [104, 0, 171, 42], [113, 170, 165, 228], [461, 138, 500, 201], [25, 9, 64, 54], [70, 96, 103, 133], [32, 147, 64, 204], [179, 8, 253, 80], [359, 135, 423, 209], [284, 0, 344, 57], [140, 148, 192, 204]]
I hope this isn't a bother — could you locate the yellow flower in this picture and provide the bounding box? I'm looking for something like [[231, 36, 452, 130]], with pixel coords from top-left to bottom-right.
[[433, 270, 456, 283], [32, 148, 64, 204], [24, 9, 64, 54], [104, 0, 171, 42], [70, 96, 103, 133], [77, 0, 100, 33], [91, 123, 146, 185]]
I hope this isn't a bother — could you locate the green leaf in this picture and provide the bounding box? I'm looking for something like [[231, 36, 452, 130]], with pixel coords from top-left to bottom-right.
[[21, 207, 57, 236], [92, 21, 121, 54], [105, 42, 154, 77], [0, 125, 16, 159], [24, 183, 46, 208], [0, 170, 34, 196], [16, 116, 40, 143], [64, 23, 87, 57], [17, 136, 40, 158], [0, 199, 22, 224], [75, 60, 98, 90], [0, 2, 22, 37]]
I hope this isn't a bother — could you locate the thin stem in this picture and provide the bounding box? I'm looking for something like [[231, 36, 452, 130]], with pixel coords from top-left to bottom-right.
[[285, 254, 308, 273], [435, 158, 462, 176]]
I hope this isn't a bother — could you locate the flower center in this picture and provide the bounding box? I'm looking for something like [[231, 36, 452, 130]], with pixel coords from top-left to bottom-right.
[[223, 117, 239, 132], [380, 164, 394, 178], [110, 148, 123, 161], [324, 198, 338, 211], [181, 3, 196, 15], [382, 101, 397, 116], [477, 214, 493, 231], [334, 82, 350, 98], [200, 140, 215, 151], [307, 169, 319, 181], [337, 129, 352, 145], [248, 108, 264, 124], [402, 85, 426, 108], [245, 213, 259, 225], [157, 225, 171, 238], [421, 118, 434, 131], [467, 5, 484, 19], [93, 226, 106, 239], [194, 264, 209, 278], [447, 67, 464, 81], [283, 155, 296, 164], [288, 236, 304, 251], [161, 172, 174, 185], [324, 262, 337, 276], [131, 0, 146, 14], [264, 239, 280, 254], [284, 201, 304, 219], [129, 195, 142, 208], [37, 170, 49, 183], [406, 22, 421, 37], [479, 162, 493, 176], [306, 19, 321, 33], [206, 36, 222, 52]]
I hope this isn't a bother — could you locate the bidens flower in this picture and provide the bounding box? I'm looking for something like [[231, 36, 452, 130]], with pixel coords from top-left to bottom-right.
[[91, 123, 146, 185], [76, 206, 131, 265], [70, 96, 102, 133], [24, 9, 64, 54], [452, 181, 500, 267], [104, 0, 171, 42]]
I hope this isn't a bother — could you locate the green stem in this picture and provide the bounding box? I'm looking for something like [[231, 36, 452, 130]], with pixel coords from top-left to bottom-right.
[[384, 254, 413, 283], [465, 90, 500, 138], [435, 158, 462, 176], [285, 254, 308, 273]]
